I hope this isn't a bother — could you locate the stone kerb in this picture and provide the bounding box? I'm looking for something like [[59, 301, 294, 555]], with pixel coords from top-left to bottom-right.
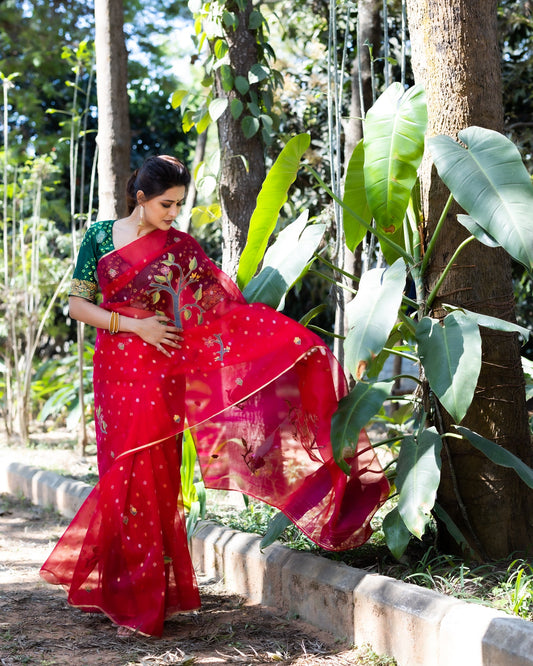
[[3, 457, 533, 666]]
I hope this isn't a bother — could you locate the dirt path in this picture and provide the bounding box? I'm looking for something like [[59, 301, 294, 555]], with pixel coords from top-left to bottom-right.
[[0, 493, 393, 665]]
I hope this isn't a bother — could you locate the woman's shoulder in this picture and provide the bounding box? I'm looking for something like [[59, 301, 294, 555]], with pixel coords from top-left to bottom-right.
[[85, 219, 114, 237]]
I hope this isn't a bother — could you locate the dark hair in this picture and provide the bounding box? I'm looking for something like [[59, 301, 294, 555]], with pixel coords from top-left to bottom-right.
[[126, 155, 191, 214]]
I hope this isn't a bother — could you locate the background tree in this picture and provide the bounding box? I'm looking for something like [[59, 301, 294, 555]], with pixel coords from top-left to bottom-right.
[[406, 0, 533, 558], [94, 0, 131, 220]]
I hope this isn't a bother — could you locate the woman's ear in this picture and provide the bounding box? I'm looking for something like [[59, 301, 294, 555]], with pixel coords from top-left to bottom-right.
[[136, 190, 146, 206]]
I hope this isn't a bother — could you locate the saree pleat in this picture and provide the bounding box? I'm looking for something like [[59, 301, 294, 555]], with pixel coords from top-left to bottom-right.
[[40, 228, 389, 636]]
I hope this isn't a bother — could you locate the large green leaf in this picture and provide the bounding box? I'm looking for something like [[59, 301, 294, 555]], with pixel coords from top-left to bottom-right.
[[344, 258, 406, 381], [454, 426, 533, 489], [442, 304, 530, 341], [236, 133, 311, 289], [342, 139, 372, 252], [416, 311, 481, 423], [242, 211, 325, 309], [429, 126, 533, 272], [363, 84, 427, 251], [382, 507, 412, 560], [396, 427, 442, 539], [331, 380, 394, 474]]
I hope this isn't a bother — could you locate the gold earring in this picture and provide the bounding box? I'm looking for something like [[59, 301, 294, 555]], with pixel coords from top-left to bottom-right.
[[137, 206, 145, 236]]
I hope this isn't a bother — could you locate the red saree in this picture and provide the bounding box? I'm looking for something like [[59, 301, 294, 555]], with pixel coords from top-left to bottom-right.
[[40, 228, 389, 636]]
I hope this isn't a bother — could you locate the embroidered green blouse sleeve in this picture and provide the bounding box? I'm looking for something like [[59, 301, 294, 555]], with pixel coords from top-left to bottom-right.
[[69, 220, 115, 302]]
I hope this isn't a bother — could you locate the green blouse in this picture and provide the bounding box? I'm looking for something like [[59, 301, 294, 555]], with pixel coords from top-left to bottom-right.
[[69, 219, 115, 302]]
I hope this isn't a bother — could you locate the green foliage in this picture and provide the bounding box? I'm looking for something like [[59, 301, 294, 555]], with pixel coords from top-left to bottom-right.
[[429, 127, 533, 271], [181, 0, 281, 145], [236, 133, 310, 289], [344, 259, 406, 381], [241, 82, 533, 560], [416, 312, 481, 424], [180, 429, 207, 539], [242, 210, 325, 309], [33, 344, 95, 429]]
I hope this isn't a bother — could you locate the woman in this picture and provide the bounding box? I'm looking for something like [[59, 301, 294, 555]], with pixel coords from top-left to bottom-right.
[[40, 155, 389, 638]]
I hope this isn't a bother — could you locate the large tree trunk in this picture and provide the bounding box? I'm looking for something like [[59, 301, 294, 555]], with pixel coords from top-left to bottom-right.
[[214, 0, 265, 280], [407, 0, 533, 559], [94, 0, 131, 220]]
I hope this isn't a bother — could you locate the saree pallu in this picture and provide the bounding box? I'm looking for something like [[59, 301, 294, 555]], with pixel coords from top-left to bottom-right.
[[40, 228, 389, 636]]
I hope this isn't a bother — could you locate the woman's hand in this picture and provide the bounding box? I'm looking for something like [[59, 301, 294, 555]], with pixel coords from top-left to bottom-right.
[[133, 315, 183, 357]]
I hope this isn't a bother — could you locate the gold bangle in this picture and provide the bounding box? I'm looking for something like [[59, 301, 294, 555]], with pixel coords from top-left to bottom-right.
[[109, 311, 120, 334]]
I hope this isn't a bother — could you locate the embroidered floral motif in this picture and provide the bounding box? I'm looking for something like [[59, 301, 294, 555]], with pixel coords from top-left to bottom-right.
[[95, 229, 106, 244], [148, 253, 205, 327], [294, 337, 302, 345], [241, 439, 266, 474], [288, 404, 321, 462], [130, 506, 137, 516], [96, 405, 108, 434], [118, 342, 125, 350]]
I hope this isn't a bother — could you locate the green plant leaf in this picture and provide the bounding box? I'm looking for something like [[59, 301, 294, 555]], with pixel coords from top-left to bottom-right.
[[230, 98, 243, 120], [442, 304, 530, 341], [260, 510, 292, 550], [248, 9, 263, 29], [416, 311, 481, 423], [429, 126, 533, 271], [219, 64, 234, 92], [242, 211, 325, 309], [249, 63, 269, 83], [237, 133, 311, 289], [214, 38, 228, 59], [382, 507, 412, 560], [171, 89, 189, 109], [344, 258, 406, 381], [456, 214, 500, 248], [363, 83, 427, 236], [342, 139, 372, 252], [235, 75, 249, 95], [209, 98, 228, 122], [241, 115, 260, 138], [396, 427, 442, 539], [331, 380, 394, 474], [454, 426, 533, 489], [432, 503, 474, 557]]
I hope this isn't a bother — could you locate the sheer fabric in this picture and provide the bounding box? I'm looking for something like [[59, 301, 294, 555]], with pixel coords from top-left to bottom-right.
[[40, 228, 389, 636]]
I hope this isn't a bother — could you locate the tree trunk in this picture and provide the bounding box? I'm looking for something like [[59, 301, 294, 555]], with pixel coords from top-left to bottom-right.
[[407, 0, 533, 559], [214, 0, 265, 280], [94, 0, 131, 220]]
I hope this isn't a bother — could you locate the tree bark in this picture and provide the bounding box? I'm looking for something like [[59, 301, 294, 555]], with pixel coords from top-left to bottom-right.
[[406, 0, 533, 559], [214, 0, 265, 280], [94, 0, 131, 220]]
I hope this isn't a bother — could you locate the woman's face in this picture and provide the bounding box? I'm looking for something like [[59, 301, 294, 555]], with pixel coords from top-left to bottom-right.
[[139, 186, 186, 232]]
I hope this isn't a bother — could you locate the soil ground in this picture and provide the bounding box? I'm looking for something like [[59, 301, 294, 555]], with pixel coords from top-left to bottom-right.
[[0, 436, 395, 666]]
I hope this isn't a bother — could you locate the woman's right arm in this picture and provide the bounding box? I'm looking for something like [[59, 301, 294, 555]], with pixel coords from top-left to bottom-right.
[[69, 296, 182, 357]]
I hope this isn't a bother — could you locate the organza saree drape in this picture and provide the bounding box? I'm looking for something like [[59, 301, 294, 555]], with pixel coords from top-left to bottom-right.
[[40, 228, 389, 636]]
